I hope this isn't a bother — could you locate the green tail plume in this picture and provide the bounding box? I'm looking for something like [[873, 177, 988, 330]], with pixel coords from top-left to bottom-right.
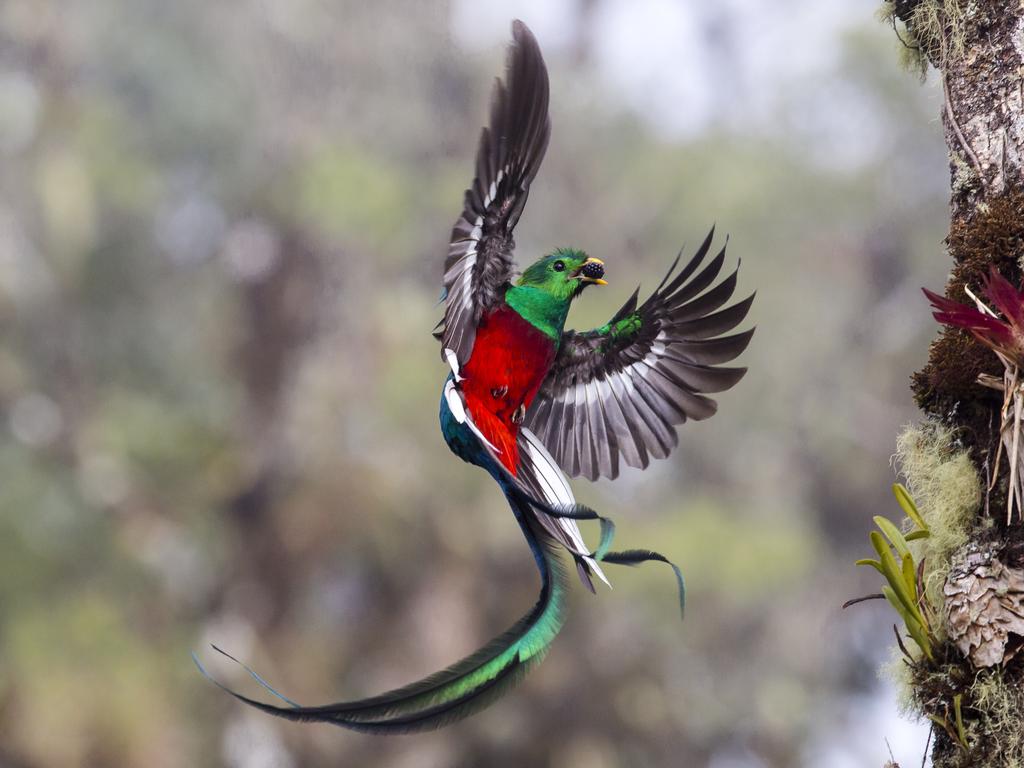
[[194, 501, 569, 734]]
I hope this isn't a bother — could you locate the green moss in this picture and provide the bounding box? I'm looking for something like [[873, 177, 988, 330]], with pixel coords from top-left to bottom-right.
[[946, 193, 1024, 287], [967, 668, 1024, 766], [878, 0, 974, 73], [915, 667, 1024, 768], [895, 420, 981, 633]]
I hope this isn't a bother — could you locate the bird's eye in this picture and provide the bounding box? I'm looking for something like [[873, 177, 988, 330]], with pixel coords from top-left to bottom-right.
[[552, 261, 565, 272]]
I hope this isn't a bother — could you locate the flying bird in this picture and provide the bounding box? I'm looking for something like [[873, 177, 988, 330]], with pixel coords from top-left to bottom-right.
[[197, 19, 752, 733], [436, 19, 751, 593]]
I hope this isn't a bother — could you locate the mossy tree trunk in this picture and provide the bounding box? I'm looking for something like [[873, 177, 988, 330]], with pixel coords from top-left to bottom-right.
[[892, 2, 1024, 766]]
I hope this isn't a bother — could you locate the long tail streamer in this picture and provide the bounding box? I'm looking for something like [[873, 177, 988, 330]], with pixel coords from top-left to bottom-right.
[[196, 491, 685, 732], [195, 494, 573, 733]]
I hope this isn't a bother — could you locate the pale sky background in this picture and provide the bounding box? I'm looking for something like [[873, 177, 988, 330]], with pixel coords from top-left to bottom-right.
[[452, 0, 929, 169]]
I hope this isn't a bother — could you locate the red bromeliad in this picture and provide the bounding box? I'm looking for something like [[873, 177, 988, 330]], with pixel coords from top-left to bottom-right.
[[924, 267, 1024, 524], [924, 267, 1024, 365]]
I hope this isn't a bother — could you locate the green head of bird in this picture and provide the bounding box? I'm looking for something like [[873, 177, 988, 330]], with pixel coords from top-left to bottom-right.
[[517, 249, 607, 302]]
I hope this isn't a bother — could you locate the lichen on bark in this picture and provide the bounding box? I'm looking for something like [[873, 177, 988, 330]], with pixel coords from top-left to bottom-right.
[[880, 0, 970, 74], [896, 421, 981, 616]]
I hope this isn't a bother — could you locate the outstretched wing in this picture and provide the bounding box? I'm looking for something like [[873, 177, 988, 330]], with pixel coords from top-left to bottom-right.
[[523, 229, 753, 480], [439, 20, 551, 373]]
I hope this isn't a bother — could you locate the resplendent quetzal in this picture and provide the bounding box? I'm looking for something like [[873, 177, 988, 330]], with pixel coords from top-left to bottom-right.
[[197, 20, 752, 733]]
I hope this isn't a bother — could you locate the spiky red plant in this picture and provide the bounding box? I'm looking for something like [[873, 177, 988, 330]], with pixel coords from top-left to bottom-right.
[[923, 268, 1024, 365]]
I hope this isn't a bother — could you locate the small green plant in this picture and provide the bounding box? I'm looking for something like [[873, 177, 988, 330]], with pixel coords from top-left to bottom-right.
[[927, 692, 969, 750], [857, 483, 936, 660]]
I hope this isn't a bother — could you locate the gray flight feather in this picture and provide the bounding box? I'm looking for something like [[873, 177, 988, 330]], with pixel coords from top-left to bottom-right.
[[438, 21, 551, 370]]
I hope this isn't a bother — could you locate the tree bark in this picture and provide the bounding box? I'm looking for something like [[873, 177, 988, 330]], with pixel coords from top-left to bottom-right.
[[892, 2, 1024, 766], [940, 10, 1024, 216]]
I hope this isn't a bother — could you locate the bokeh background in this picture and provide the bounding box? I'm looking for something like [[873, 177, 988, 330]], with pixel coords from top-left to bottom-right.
[[0, 0, 954, 766]]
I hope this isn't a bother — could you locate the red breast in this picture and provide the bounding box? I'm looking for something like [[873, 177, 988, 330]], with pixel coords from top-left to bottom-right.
[[461, 305, 557, 473]]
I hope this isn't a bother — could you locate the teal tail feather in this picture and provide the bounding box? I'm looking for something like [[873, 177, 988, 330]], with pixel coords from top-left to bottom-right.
[[194, 497, 570, 733], [537, 502, 686, 620]]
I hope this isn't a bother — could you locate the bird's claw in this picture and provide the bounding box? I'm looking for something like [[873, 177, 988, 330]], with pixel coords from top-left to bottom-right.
[[512, 404, 526, 424]]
